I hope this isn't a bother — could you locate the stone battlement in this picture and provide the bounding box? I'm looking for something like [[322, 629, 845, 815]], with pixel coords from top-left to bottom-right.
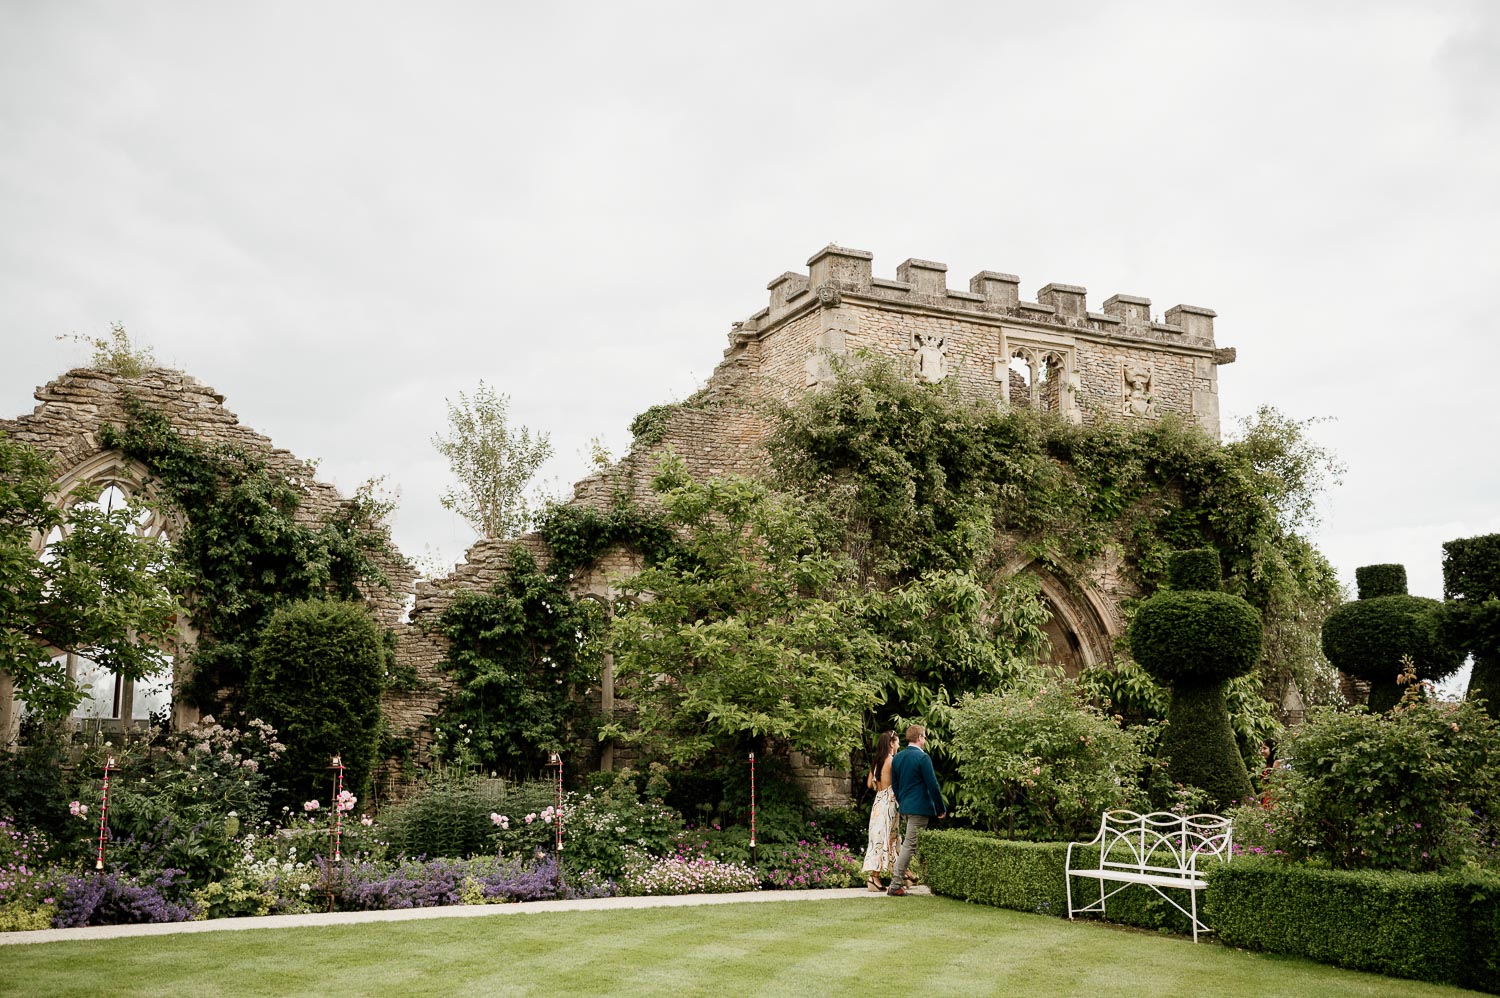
[[732, 244, 1219, 347]]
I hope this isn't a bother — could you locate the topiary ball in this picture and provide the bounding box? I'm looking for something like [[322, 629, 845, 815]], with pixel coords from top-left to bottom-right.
[[1128, 590, 1264, 685], [1321, 594, 1461, 686]]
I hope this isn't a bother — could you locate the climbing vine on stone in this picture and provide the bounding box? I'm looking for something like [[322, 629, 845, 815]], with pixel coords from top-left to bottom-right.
[[101, 397, 394, 710]]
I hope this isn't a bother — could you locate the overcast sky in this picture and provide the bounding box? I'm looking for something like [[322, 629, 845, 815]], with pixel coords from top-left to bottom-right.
[[3, 1, 1497, 684]]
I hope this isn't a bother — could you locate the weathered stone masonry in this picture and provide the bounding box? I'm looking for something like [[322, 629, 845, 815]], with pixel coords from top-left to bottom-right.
[[2, 246, 1236, 806]]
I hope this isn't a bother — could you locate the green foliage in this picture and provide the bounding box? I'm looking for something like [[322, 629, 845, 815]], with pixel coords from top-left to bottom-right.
[[0, 902, 56, 932], [0, 720, 72, 842], [1265, 697, 1500, 871], [766, 359, 1343, 764], [608, 460, 882, 767], [190, 875, 274, 920], [1167, 547, 1223, 591], [1356, 563, 1408, 599], [0, 431, 183, 720], [1160, 683, 1255, 809], [246, 599, 386, 808], [1207, 860, 1500, 993], [433, 381, 552, 539], [1322, 595, 1460, 711], [1442, 533, 1500, 715], [949, 669, 1148, 840], [1127, 558, 1262, 809], [100, 399, 393, 708], [383, 774, 511, 860], [534, 501, 676, 580], [432, 546, 604, 776], [61, 322, 157, 377], [918, 829, 1196, 933], [627, 404, 676, 449], [1129, 590, 1264, 685], [551, 783, 683, 880]]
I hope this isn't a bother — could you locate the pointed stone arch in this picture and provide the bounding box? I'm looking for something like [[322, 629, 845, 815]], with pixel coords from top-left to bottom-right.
[[1006, 558, 1121, 676]]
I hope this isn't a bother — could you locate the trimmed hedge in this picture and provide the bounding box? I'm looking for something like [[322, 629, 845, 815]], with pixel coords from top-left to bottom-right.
[[1207, 861, 1500, 993], [922, 829, 1500, 993], [1355, 563, 1408, 600], [1321, 593, 1459, 711], [919, 828, 1196, 934], [1128, 591, 1264, 685], [1167, 547, 1223, 593]]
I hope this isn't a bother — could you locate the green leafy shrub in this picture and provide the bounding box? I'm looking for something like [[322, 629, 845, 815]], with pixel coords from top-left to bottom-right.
[[1207, 860, 1500, 993], [1128, 549, 1262, 808], [554, 786, 682, 880], [0, 902, 56, 932], [383, 774, 509, 860], [1322, 564, 1460, 711], [246, 599, 386, 809], [949, 669, 1147, 840], [1442, 533, 1500, 715], [190, 874, 274, 920], [918, 828, 1196, 933], [1266, 697, 1500, 871], [101, 400, 394, 709], [432, 547, 604, 777]]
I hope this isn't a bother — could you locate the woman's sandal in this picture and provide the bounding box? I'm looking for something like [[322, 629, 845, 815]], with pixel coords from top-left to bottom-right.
[[903, 872, 919, 886], [866, 876, 885, 892]]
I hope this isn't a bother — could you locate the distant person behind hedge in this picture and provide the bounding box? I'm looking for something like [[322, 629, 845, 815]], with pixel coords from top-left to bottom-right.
[[887, 723, 946, 897], [861, 729, 900, 891]]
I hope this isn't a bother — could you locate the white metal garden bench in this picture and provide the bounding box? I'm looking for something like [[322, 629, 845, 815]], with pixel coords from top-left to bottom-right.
[[1064, 809, 1233, 943]]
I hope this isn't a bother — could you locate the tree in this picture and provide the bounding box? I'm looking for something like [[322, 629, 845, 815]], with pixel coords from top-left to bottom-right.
[[607, 458, 882, 767], [245, 598, 386, 808], [432, 382, 552, 539], [1127, 548, 1263, 809], [1, 432, 182, 721], [1441, 533, 1500, 715]]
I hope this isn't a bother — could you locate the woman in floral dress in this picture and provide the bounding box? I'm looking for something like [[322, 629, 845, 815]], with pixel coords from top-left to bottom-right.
[[862, 730, 900, 891]]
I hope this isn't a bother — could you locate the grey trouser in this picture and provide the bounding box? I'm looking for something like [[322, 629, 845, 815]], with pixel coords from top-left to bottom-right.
[[892, 813, 930, 883]]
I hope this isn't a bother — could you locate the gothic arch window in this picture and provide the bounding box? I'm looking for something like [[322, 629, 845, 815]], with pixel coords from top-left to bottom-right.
[[998, 335, 1080, 424], [34, 456, 185, 730]]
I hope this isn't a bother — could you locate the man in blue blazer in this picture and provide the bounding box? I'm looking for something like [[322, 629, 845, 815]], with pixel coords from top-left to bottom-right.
[[887, 723, 946, 896]]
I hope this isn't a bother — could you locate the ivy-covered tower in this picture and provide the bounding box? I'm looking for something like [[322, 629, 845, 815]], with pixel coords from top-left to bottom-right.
[[1321, 564, 1459, 712], [1127, 548, 1261, 809]]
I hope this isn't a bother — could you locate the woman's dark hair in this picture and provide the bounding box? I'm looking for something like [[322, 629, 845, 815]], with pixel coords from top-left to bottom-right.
[[870, 730, 898, 782]]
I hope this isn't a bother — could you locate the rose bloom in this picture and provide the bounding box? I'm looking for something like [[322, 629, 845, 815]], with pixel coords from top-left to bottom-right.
[[304, 800, 321, 812]]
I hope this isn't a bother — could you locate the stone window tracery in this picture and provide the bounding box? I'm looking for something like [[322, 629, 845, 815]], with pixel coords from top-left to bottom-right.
[[28, 460, 184, 730]]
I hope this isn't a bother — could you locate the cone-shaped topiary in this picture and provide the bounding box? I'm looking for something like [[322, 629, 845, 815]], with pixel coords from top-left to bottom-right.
[[1441, 534, 1500, 716], [1128, 548, 1262, 809], [1321, 564, 1460, 712]]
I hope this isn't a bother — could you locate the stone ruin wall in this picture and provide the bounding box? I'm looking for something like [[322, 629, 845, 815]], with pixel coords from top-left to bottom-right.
[[0, 369, 423, 763], [2, 246, 1237, 808]]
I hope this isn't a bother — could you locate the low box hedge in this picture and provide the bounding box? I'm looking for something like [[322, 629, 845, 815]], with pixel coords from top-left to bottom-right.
[[921, 829, 1499, 994], [1206, 860, 1500, 993], [919, 828, 1197, 934]]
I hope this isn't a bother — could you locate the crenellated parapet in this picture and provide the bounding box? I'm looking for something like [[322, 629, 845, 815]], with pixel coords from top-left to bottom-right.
[[730, 244, 1222, 346], [722, 244, 1234, 438]]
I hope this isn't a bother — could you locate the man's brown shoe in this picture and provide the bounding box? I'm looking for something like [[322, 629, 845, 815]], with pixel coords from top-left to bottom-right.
[[886, 885, 909, 896]]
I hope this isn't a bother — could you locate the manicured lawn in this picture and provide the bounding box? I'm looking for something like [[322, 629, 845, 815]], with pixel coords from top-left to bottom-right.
[[1, 896, 1479, 997]]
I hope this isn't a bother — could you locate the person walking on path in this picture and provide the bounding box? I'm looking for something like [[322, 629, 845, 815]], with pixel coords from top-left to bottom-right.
[[887, 723, 945, 897], [861, 730, 900, 891]]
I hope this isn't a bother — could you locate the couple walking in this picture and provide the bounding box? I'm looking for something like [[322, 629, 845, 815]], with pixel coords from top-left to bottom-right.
[[862, 724, 946, 896]]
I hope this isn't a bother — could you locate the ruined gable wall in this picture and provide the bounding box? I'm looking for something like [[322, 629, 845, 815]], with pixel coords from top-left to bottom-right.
[[1, 368, 426, 758]]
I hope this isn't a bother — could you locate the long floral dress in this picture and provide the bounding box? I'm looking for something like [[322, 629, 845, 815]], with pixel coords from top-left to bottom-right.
[[862, 785, 899, 876]]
